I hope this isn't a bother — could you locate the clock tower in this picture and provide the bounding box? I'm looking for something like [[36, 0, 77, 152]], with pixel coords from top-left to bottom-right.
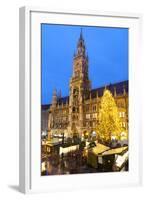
[[68, 30, 91, 137]]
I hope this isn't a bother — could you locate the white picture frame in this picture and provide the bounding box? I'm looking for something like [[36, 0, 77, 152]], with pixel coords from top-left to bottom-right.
[[19, 6, 142, 194]]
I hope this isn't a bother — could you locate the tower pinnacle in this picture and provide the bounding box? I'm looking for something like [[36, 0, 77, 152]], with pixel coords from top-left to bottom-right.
[[79, 28, 83, 40], [76, 29, 86, 56], [52, 88, 57, 107]]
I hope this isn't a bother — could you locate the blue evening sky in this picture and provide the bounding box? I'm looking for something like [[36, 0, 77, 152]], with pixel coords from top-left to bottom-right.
[[41, 24, 128, 105]]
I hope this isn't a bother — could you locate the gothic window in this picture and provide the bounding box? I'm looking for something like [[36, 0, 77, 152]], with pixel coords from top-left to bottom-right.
[[117, 100, 125, 108], [86, 105, 89, 112], [73, 88, 79, 95], [92, 113, 97, 119], [72, 107, 76, 112], [120, 122, 126, 128], [93, 105, 97, 112], [93, 122, 96, 127], [72, 115, 76, 120], [123, 122, 126, 128], [86, 114, 90, 119], [119, 112, 125, 118]]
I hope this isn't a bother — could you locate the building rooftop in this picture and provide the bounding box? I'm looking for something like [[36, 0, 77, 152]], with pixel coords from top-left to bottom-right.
[[41, 80, 128, 109], [90, 80, 128, 99]]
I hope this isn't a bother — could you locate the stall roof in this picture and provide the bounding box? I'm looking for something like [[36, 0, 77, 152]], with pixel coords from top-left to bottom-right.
[[91, 143, 110, 155], [45, 138, 60, 146], [102, 146, 128, 156]]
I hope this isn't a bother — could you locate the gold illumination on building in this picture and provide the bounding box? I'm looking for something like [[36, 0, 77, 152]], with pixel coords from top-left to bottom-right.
[[45, 31, 128, 139]]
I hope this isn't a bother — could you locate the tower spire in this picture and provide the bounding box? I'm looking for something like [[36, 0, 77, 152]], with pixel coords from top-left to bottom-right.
[[80, 28, 83, 40], [76, 28, 86, 56]]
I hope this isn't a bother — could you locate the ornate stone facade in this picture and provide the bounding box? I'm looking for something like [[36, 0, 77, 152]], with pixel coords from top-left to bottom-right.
[[46, 31, 128, 138]]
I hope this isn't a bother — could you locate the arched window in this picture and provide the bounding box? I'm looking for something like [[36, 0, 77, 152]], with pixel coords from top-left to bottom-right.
[[72, 107, 76, 112]]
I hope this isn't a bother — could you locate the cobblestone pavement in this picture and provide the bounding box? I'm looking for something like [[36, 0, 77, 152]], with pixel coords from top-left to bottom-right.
[[42, 150, 104, 175]]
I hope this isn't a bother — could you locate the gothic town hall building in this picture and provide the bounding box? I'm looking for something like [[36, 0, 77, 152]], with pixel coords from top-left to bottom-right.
[[42, 31, 128, 138]]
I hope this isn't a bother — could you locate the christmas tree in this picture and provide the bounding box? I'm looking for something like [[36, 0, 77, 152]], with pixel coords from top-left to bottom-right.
[[98, 89, 122, 143]]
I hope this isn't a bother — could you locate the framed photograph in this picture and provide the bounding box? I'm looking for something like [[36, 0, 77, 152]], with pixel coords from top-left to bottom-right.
[[19, 7, 142, 193]]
